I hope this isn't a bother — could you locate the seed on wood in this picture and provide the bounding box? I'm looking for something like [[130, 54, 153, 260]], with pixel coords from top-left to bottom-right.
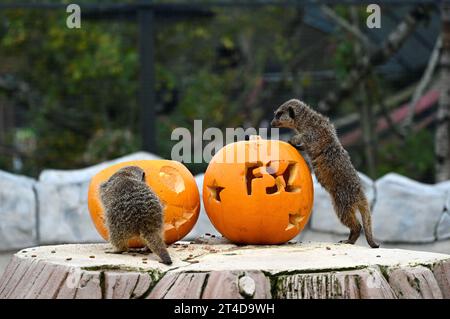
[[326, 247, 331, 250], [89, 256, 95, 259], [31, 255, 37, 258], [66, 258, 72, 261], [51, 251, 56, 254]]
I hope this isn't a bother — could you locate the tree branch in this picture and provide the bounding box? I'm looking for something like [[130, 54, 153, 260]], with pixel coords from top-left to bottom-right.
[[321, 5, 375, 50], [403, 35, 442, 130], [318, 4, 432, 112]]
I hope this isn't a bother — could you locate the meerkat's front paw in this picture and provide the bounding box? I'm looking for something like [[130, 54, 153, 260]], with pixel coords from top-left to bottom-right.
[[289, 135, 304, 150]]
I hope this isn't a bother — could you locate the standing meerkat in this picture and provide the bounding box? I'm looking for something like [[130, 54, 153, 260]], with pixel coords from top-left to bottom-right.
[[271, 99, 379, 248], [100, 166, 172, 264]]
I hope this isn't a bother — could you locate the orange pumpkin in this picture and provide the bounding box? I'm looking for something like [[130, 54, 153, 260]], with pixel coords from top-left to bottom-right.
[[203, 136, 313, 244], [88, 160, 200, 247]]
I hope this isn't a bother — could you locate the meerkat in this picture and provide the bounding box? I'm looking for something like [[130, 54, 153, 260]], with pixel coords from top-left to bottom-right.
[[99, 166, 172, 264], [271, 99, 379, 248]]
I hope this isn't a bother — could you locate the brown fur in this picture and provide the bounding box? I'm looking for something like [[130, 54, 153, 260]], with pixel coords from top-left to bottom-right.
[[271, 99, 379, 248], [99, 166, 172, 264]]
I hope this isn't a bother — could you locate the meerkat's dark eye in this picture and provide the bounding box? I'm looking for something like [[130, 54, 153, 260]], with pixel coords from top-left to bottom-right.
[[288, 107, 295, 119], [275, 112, 282, 119]]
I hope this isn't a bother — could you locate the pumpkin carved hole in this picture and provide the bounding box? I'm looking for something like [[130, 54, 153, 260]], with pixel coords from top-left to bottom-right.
[[266, 185, 278, 194], [282, 162, 301, 192], [208, 182, 225, 202], [286, 212, 304, 230], [245, 161, 302, 195], [159, 166, 185, 193], [245, 161, 264, 195]]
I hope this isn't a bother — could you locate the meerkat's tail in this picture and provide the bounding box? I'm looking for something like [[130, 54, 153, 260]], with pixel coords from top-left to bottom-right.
[[141, 231, 173, 265], [357, 199, 380, 248]]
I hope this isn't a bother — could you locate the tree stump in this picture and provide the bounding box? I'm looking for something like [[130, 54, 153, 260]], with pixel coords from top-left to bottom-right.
[[0, 241, 449, 299]]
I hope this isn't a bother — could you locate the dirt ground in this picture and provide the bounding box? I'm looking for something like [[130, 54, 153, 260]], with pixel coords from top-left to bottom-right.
[[1, 230, 449, 279]]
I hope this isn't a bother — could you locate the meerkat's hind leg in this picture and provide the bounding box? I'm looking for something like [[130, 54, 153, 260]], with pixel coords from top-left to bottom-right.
[[106, 234, 128, 254], [141, 231, 172, 265], [336, 205, 362, 245], [357, 201, 380, 248]]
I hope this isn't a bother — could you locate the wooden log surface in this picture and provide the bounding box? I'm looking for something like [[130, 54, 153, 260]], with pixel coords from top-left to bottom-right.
[[0, 239, 449, 299]]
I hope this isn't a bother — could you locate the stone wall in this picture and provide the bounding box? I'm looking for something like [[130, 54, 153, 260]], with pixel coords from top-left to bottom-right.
[[0, 171, 37, 251], [310, 173, 450, 243], [0, 153, 449, 251]]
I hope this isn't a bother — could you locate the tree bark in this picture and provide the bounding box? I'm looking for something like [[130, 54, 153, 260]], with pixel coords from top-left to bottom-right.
[[318, 4, 432, 113], [350, 7, 377, 177], [435, 4, 450, 182], [1, 242, 449, 299]]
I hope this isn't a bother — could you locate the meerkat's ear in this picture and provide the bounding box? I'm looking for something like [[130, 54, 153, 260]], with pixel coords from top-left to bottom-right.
[[288, 106, 295, 119]]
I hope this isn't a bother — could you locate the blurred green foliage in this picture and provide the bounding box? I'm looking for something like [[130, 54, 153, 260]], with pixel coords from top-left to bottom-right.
[[0, 3, 437, 181], [0, 4, 302, 176], [377, 130, 435, 183]]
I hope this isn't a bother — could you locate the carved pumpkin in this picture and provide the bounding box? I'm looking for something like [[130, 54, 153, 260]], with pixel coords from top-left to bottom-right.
[[203, 136, 313, 244], [88, 160, 200, 247]]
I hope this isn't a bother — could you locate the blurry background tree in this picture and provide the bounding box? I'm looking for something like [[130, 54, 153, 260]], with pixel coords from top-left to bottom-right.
[[0, 1, 445, 182]]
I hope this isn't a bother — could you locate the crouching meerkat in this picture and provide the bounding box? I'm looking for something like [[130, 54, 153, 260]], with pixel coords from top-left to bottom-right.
[[100, 166, 173, 264], [271, 99, 379, 248]]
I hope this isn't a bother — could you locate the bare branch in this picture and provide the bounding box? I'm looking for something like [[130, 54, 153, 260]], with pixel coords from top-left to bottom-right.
[[318, 4, 432, 113], [403, 36, 442, 130], [321, 5, 375, 50]]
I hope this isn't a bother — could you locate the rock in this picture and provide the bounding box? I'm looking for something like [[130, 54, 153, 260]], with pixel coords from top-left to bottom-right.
[[36, 180, 102, 244], [184, 174, 221, 240], [1, 243, 449, 299], [436, 180, 450, 211], [239, 275, 256, 298], [437, 213, 450, 240], [436, 180, 450, 192], [373, 173, 447, 243], [39, 151, 161, 184], [0, 170, 37, 251], [309, 172, 375, 235], [36, 152, 161, 244]]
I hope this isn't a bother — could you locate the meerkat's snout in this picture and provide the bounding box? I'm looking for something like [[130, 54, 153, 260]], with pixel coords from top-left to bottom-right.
[[271, 110, 285, 128], [271, 118, 281, 127], [271, 107, 295, 129]]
